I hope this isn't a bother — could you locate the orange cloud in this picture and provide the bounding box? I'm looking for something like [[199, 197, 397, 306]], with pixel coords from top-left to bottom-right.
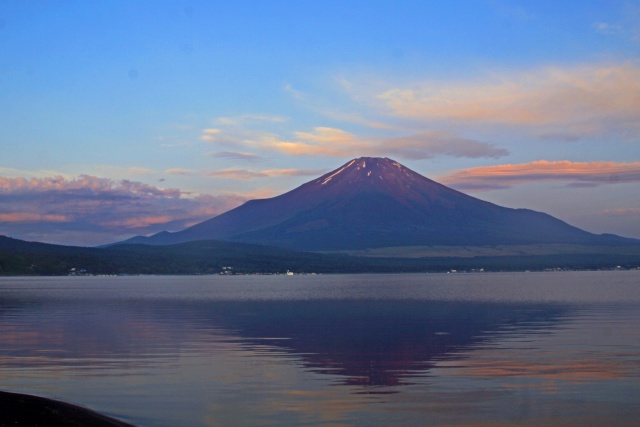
[[272, 127, 367, 157], [269, 127, 507, 160], [440, 160, 640, 191], [202, 109, 506, 160], [0, 213, 70, 223], [376, 62, 640, 138]]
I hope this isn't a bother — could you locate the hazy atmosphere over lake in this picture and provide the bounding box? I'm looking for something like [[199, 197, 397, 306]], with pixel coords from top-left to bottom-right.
[[1, 1, 640, 245], [1, 272, 640, 426]]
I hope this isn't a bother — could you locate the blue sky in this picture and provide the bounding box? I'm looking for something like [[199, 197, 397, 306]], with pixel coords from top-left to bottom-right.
[[1, 0, 639, 245]]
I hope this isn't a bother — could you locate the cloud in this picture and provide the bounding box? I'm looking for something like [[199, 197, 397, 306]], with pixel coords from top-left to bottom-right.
[[204, 169, 268, 180], [384, 132, 509, 159], [295, 127, 356, 144], [272, 127, 366, 157], [160, 141, 192, 148], [0, 175, 248, 246], [213, 114, 288, 126], [0, 175, 180, 197], [199, 126, 279, 149], [285, 80, 393, 130], [439, 160, 640, 191], [593, 22, 624, 36], [600, 208, 640, 216], [204, 168, 325, 181], [321, 110, 393, 130], [283, 83, 306, 100], [165, 168, 196, 175], [375, 63, 640, 139], [60, 165, 155, 181], [201, 110, 507, 160], [269, 127, 508, 160], [166, 163, 320, 181], [200, 128, 222, 141], [0, 213, 70, 223], [593, 11, 640, 42], [208, 151, 263, 162]]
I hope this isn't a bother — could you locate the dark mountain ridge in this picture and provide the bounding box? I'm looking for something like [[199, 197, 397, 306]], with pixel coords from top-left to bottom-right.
[[122, 157, 635, 251]]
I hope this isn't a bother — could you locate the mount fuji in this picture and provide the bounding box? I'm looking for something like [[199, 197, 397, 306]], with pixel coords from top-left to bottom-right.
[[120, 157, 633, 251]]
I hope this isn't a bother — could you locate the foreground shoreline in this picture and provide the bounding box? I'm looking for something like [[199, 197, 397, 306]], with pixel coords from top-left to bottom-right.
[[0, 391, 136, 427]]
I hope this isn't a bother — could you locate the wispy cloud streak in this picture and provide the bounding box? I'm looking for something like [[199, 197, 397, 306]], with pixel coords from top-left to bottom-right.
[[440, 160, 640, 191], [204, 168, 325, 180], [270, 127, 508, 160], [600, 207, 640, 216], [208, 151, 263, 162]]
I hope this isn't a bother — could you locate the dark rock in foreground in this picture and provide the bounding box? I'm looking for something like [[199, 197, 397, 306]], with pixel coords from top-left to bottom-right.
[[0, 391, 135, 427]]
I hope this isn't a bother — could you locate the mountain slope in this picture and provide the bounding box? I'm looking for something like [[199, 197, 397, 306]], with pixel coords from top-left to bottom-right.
[[123, 157, 635, 250]]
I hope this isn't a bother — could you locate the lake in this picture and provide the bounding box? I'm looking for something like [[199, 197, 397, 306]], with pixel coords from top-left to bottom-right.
[[1, 272, 639, 426]]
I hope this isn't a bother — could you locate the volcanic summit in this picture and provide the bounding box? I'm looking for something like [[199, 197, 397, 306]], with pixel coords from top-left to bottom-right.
[[122, 157, 629, 250]]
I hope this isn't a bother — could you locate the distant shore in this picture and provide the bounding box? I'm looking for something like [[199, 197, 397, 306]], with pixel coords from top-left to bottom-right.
[[0, 391, 135, 427]]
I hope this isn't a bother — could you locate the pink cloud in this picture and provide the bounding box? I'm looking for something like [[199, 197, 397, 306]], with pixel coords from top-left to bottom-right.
[[439, 160, 640, 191], [0, 175, 181, 197], [0, 213, 70, 223], [165, 168, 196, 176], [0, 175, 248, 246]]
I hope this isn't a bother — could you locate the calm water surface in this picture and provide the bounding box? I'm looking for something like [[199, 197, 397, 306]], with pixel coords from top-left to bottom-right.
[[1, 272, 639, 426]]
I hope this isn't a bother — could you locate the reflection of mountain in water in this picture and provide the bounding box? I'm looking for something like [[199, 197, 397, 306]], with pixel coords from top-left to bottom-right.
[[203, 300, 569, 388], [0, 294, 569, 390]]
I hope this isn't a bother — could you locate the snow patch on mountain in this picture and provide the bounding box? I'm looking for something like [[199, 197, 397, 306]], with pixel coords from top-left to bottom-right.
[[320, 159, 356, 185]]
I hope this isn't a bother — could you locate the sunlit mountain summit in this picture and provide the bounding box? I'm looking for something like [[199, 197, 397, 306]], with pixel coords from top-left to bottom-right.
[[121, 157, 633, 250]]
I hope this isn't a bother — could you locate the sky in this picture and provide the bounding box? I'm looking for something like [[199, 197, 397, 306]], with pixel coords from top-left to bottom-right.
[[1, 0, 639, 246]]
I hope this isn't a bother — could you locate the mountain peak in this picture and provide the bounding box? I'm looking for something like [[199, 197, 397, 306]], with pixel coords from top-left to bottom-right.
[[314, 157, 409, 186], [300, 157, 458, 209]]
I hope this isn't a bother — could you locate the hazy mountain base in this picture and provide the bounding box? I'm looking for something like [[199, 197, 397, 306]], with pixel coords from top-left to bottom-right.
[[333, 244, 640, 258], [1, 236, 639, 275]]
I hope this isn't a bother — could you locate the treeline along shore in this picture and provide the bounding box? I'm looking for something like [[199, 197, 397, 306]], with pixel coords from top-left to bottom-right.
[[2, 235, 640, 276]]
